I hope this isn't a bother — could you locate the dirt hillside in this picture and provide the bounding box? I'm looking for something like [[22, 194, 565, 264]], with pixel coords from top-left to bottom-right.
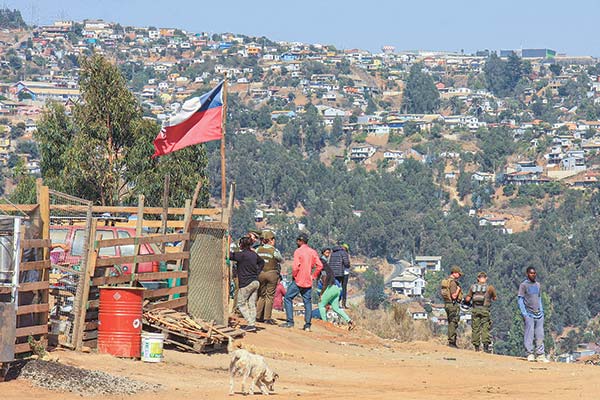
[[3, 312, 600, 399]]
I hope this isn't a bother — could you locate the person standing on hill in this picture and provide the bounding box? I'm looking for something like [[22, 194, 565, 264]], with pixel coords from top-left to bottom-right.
[[256, 230, 283, 325], [280, 233, 323, 332], [229, 236, 264, 332], [518, 267, 549, 363], [441, 266, 463, 348], [464, 272, 497, 353], [318, 248, 354, 330], [328, 243, 350, 307]]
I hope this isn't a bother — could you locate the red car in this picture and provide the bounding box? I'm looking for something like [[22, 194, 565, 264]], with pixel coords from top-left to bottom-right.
[[50, 225, 159, 274]]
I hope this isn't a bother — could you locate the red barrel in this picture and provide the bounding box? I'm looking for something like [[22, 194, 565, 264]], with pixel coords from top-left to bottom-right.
[[98, 287, 145, 358]]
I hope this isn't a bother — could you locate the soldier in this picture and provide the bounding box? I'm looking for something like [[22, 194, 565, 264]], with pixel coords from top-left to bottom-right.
[[256, 230, 283, 325], [440, 266, 463, 348], [465, 272, 497, 353]]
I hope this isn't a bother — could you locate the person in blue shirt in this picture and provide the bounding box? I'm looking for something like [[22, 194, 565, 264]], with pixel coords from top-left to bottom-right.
[[517, 267, 549, 363]]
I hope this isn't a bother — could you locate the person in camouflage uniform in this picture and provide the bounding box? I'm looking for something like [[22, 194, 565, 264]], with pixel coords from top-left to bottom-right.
[[441, 266, 463, 348], [465, 272, 497, 353]]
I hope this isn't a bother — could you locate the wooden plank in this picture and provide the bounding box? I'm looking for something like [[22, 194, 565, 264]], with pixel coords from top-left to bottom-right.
[[136, 271, 188, 281], [22, 239, 52, 249], [94, 233, 190, 248], [75, 218, 98, 351], [143, 286, 187, 299], [91, 275, 131, 286], [14, 342, 33, 354], [47, 204, 221, 216], [0, 204, 37, 212], [16, 324, 48, 338], [17, 303, 49, 315], [95, 251, 189, 267], [36, 182, 51, 331], [20, 260, 50, 271], [133, 195, 144, 275], [145, 297, 187, 310], [90, 270, 187, 286], [19, 281, 49, 292]]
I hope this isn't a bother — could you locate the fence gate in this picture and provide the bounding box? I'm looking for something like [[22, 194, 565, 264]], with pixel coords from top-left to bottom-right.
[[47, 190, 92, 349], [186, 221, 228, 325]]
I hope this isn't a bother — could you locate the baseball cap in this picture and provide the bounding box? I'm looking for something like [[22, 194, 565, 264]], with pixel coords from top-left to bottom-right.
[[477, 271, 487, 278]]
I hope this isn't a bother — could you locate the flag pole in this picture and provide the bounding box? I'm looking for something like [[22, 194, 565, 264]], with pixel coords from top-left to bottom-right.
[[221, 74, 228, 212]]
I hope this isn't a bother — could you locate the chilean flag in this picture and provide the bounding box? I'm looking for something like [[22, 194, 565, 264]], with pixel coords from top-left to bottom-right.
[[152, 81, 224, 157]]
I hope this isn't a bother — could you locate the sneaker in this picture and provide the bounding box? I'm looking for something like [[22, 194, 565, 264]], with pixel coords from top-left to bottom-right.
[[263, 319, 277, 325], [448, 343, 458, 349], [348, 320, 355, 331], [279, 322, 294, 328], [243, 325, 256, 332], [474, 345, 480, 352], [483, 344, 491, 353], [536, 354, 550, 363], [527, 353, 536, 362], [303, 325, 311, 332]]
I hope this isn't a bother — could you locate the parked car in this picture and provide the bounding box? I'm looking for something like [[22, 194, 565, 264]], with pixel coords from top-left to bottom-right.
[[50, 225, 160, 274]]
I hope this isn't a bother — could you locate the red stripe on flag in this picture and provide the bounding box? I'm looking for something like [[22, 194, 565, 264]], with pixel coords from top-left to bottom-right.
[[152, 106, 223, 157]]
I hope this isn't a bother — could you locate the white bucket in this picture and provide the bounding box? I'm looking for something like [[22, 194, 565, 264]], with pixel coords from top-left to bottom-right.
[[141, 332, 165, 363]]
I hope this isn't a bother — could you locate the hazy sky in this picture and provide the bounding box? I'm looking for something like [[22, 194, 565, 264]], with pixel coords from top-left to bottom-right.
[[7, 0, 600, 56]]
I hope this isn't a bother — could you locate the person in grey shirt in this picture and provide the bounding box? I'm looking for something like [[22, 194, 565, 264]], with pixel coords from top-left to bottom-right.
[[517, 267, 549, 363]]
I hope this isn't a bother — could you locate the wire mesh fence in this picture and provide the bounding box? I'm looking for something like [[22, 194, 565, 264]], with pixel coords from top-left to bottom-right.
[[187, 222, 228, 325], [47, 190, 92, 349]]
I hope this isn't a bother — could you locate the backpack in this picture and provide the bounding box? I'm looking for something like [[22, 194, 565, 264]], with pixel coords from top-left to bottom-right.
[[471, 284, 488, 305], [440, 278, 453, 302]]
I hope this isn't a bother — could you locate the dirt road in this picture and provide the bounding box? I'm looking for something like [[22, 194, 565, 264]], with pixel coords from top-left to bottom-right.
[[3, 314, 600, 399]]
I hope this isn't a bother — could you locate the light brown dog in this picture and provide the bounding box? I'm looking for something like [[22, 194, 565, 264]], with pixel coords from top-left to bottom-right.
[[228, 339, 278, 395]]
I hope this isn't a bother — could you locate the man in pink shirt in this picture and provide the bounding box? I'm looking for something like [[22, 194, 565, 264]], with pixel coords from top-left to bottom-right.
[[280, 233, 323, 331]]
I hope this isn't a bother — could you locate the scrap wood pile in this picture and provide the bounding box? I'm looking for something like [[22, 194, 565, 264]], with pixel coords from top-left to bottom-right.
[[143, 308, 244, 353]]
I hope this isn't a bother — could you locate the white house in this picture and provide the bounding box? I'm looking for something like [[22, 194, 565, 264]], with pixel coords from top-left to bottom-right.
[[390, 271, 426, 297], [350, 145, 376, 162], [414, 256, 442, 273]]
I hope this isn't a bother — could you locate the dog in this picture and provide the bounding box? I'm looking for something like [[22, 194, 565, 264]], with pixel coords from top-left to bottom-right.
[[228, 338, 278, 395]]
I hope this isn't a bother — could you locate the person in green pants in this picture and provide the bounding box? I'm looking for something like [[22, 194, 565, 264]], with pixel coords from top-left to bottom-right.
[[465, 271, 497, 353], [318, 251, 354, 330]]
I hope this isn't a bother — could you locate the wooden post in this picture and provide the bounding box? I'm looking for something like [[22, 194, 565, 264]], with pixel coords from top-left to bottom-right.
[[35, 180, 50, 329], [133, 195, 144, 275], [172, 199, 192, 304], [223, 182, 235, 321], [220, 76, 228, 217], [75, 218, 98, 351], [161, 175, 170, 253]]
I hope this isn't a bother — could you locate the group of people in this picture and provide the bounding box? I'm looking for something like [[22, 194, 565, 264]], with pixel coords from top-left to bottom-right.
[[230, 229, 354, 333], [442, 265, 549, 362]]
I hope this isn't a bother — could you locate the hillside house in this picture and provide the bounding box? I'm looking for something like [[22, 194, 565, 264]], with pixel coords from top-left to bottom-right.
[[384, 150, 404, 163], [479, 215, 508, 228], [414, 256, 442, 273], [350, 145, 376, 162], [407, 303, 428, 320], [390, 271, 426, 297], [472, 171, 495, 183]]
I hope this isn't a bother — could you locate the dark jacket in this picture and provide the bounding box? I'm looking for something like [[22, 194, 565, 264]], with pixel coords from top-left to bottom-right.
[[328, 246, 350, 277], [230, 249, 264, 289]]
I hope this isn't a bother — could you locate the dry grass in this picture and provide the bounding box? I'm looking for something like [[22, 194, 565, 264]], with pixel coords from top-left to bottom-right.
[[351, 303, 433, 342]]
